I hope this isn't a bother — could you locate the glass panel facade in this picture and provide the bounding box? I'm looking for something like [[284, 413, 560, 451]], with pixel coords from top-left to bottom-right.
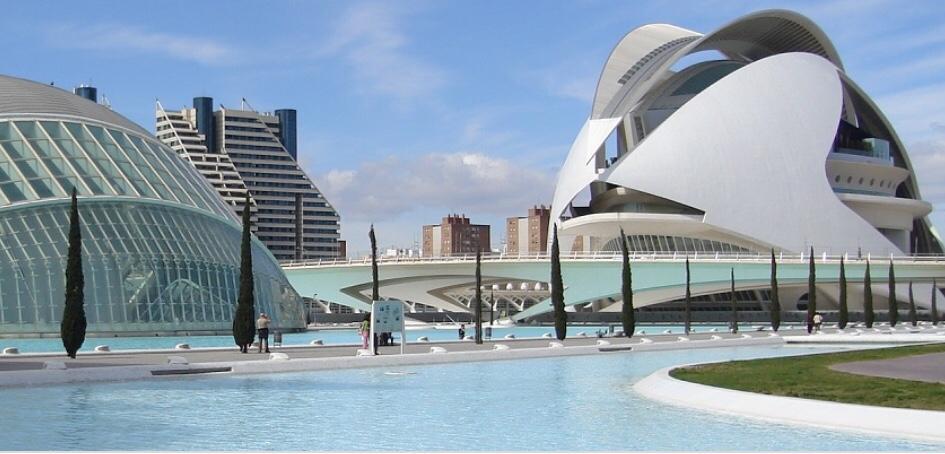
[[602, 235, 751, 254], [0, 200, 303, 334], [0, 117, 304, 336], [0, 120, 236, 220]]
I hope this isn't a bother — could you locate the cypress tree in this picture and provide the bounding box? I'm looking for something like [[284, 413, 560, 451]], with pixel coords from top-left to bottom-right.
[[232, 194, 256, 353], [684, 257, 692, 335], [888, 261, 898, 327], [769, 250, 780, 332], [908, 281, 917, 327], [730, 268, 738, 334], [619, 228, 634, 338], [807, 247, 816, 334], [474, 249, 483, 344], [864, 260, 874, 328], [838, 257, 848, 329], [932, 279, 939, 326], [551, 226, 567, 340], [369, 224, 379, 302], [61, 187, 86, 359]]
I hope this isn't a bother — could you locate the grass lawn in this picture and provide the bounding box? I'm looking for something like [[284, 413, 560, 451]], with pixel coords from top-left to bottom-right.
[[670, 343, 945, 410]]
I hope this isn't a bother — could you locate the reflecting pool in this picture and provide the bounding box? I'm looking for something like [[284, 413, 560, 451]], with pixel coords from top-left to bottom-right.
[[0, 323, 745, 353], [1, 344, 940, 451]]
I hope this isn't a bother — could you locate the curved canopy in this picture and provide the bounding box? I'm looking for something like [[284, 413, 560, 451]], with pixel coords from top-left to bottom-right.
[[0, 74, 149, 135], [692, 9, 844, 69], [591, 24, 701, 119]]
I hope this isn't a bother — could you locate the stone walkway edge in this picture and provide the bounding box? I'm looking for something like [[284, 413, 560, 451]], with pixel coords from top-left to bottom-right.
[[0, 335, 784, 388], [634, 363, 945, 444]]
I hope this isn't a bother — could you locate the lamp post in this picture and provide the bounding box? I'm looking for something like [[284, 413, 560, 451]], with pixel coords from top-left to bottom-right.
[[491, 284, 499, 325]]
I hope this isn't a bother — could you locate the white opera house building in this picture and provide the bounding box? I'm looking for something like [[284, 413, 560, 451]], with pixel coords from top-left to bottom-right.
[[553, 9, 941, 260]]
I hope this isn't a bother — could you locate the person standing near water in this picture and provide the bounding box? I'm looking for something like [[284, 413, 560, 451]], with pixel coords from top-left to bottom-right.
[[458, 324, 466, 340], [813, 312, 823, 332], [359, 314, 371, 349], [256, 313, 271, 353]]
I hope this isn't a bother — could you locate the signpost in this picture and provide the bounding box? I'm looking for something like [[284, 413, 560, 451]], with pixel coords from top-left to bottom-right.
[[370, 299, 406, 355]]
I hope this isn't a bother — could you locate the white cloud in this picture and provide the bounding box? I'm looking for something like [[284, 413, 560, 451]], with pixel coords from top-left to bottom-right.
[[317, 151, 555, 222], [317, 2, 446, 102], [875, 81, 945, 141], [44, 23, 235, 65], [908, 138, 945, 205], [521, 58, 598, 104]]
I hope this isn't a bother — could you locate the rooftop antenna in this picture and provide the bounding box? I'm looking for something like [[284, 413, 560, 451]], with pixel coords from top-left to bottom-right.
[[101, 94, 111, 109], [241, 97, 257, 112]]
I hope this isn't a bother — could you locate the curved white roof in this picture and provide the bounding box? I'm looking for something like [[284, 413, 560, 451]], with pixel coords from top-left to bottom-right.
[[593, 9, 845, 120], [0, 74, 149, 135], [591, 24, 701, 119]]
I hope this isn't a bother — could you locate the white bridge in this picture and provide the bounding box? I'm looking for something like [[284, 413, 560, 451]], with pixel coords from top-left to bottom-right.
[[281, 253, 945, 321]]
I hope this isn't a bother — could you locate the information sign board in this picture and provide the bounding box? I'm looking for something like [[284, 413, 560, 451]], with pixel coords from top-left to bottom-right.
[[370, 299, 406, 355]]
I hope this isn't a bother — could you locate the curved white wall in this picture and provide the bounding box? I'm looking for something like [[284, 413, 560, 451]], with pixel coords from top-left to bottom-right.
[[603, 52, 900, 255]]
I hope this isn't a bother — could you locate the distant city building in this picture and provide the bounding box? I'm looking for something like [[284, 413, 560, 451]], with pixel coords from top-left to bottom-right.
[[506, 205, 550, 255], [156, 98, 341, 261], [422, 214, 490, 257]]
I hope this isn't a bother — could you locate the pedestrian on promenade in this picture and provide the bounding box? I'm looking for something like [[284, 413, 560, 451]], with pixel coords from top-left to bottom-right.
[[806, 312, 813, 334], [813, 312, 823, 332], [359, 314, 371, 349], [458, 324, 466, 340], [256, 313, 271, 353]]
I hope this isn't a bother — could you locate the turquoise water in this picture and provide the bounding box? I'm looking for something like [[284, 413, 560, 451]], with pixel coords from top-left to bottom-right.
[[0, 344, 940, 451], [0, 323, 742, 353]]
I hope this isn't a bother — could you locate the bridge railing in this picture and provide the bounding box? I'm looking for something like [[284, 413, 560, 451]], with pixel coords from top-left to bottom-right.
[[280, 251, 945, 268]]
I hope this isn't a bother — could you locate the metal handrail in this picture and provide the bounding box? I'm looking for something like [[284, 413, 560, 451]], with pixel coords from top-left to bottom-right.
[[280, 251, 945, 268]]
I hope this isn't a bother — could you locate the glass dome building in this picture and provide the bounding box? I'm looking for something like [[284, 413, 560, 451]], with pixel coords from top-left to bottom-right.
[[0, 75, 305, 336]]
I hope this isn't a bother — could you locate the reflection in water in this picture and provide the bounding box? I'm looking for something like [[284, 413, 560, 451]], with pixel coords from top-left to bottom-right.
[[0, 345, 941, 451]]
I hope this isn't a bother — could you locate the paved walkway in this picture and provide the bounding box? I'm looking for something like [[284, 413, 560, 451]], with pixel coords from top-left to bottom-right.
[[0, 330, 756, 372], [831, 352, 945, 384]]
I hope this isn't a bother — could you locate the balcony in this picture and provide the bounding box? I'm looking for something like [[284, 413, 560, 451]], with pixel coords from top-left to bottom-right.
[[832, 138, 892, 164]]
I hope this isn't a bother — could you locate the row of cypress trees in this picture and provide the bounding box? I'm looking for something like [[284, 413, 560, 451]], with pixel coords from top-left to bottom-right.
[[781, 248, 933, 330], [548, 226, 941, 342], [60, 207, 943, 356]]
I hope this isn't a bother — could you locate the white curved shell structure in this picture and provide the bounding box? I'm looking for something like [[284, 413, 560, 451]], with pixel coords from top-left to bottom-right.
[[553, 9, 941, 256]]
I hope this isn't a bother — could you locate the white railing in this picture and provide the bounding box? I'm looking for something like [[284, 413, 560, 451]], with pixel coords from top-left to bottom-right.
[[280, 251, 945, 268]]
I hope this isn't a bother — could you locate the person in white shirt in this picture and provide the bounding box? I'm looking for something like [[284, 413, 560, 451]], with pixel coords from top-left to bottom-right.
[[256, 313, 271, 353]]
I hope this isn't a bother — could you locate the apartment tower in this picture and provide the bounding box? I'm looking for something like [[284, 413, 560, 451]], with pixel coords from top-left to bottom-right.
[[506, 205, 550, 255], [156, 97, 341, 261], [422, 214, 490, 257]]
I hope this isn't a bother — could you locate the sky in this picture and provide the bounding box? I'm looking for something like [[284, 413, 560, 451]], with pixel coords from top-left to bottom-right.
[[3, 0, 945, 257]]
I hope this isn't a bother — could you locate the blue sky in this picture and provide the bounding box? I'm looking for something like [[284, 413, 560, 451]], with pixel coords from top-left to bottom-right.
[[4, 0, 945, 256]]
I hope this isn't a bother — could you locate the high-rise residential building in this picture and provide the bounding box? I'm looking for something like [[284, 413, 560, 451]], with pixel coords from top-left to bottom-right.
[[422, 214, 490, 257], [156, 97, 341, 261], [506, 205, 550, 255]]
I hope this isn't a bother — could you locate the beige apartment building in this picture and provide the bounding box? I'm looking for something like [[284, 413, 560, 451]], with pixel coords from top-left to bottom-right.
[[506, 205, 550, 255], [422, 214, 490, 257]]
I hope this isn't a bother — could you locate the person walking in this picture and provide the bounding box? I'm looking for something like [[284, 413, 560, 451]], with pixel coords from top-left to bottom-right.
[[813, 312, 824, 332], [359, 314, 371, 349], [256, 313, 271, 353]]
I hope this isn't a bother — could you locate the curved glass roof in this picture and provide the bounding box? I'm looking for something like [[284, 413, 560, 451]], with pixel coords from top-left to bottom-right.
[[0, 75, 148, 135], [0, 119, 235, 220], [671, 62, 742, 96]]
